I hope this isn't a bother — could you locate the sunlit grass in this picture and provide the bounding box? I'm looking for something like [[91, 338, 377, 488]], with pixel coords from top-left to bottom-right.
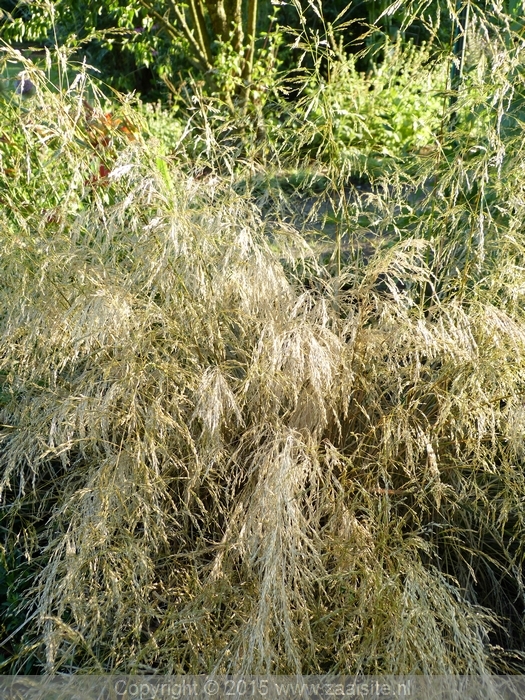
[[2, 6, 525, 674]]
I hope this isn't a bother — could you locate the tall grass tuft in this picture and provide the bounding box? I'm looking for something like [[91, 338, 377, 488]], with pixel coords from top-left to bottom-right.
[[3, 3, 525, 673]]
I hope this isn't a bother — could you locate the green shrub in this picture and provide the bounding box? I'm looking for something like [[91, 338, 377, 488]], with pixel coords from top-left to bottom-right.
[[291, 38, 447, 173]]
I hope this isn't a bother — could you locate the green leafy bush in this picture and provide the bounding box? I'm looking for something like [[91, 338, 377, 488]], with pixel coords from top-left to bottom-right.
[[296, 38, 447, 169], [0, 0, 284, 103]]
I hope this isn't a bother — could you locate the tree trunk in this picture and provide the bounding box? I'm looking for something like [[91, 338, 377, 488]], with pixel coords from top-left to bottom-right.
[[241, 0, 258, 100], [204, 0, 227, 40], [225, 0, 244, 53], [137, 0, 265, 106]]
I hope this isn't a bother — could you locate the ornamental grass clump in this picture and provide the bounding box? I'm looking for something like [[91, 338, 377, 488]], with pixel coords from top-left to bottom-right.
[[2, 4, 525, 674]]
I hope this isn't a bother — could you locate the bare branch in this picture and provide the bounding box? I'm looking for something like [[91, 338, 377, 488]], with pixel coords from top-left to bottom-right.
[[168, 0, 213, 71], [188, 0, 213, 66]]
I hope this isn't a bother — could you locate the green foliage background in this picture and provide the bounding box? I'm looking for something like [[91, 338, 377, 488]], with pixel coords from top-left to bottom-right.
[[0, 0, 447, 98]]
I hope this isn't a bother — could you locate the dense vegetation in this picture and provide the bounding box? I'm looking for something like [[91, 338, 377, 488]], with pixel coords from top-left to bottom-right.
[[2, 0, 525, 676]]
